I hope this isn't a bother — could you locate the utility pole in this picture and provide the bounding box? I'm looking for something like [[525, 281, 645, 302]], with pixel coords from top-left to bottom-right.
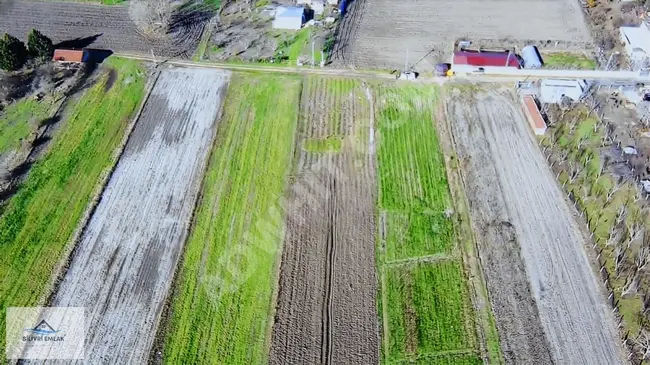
[[311, 41, 315, 67]]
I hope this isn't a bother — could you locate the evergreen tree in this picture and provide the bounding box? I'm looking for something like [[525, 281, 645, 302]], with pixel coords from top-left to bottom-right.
[[0, 33, 28, 71], [27, 29, 53, 60]]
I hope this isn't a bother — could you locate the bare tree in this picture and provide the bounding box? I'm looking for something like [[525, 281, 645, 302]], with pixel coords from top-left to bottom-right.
[[607, 178, 624, 203], [634, 330, 650, 360], [614, 244, 628, 278], [622, 270, 640, 297]]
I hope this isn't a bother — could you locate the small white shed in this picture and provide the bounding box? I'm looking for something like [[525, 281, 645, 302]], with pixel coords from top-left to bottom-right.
[[273, 6, 305, 30]]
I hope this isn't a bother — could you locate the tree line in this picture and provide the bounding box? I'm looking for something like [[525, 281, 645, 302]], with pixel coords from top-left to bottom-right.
[[0, 29, 53, 72]]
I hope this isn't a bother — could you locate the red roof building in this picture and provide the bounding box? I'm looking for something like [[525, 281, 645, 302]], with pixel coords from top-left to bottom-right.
[[52, 49, 88, 63], [522, 96, 546, 135], [453, 51, 521, 68]]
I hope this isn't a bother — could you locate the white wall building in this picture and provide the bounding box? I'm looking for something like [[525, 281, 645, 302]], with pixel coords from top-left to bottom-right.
[[540, 79, 588, 104], [620, 23, 650, 69], [273, 6, 305, 30]]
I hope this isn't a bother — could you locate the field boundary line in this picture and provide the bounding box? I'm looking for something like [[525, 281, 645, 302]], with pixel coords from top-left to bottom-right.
[[391, 348, 477, 363], [437, 87, 505, 364], [42, 68, 161, 309], [263, 76, 304, 363], [384, 252, 457, 267]]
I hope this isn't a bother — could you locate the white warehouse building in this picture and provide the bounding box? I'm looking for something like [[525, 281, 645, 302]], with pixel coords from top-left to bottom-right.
[[620, 22, 650, 69], [273, 6, 306, 30], [540, 79, 588, 104]]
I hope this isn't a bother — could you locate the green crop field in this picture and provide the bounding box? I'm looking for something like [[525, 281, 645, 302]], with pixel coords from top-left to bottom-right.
[[162, 73, 300, 364], [375, 84, 454, 260], [385, 261, 475, 361], [375, 84, 480, 364], [0, 57, 145, 353]]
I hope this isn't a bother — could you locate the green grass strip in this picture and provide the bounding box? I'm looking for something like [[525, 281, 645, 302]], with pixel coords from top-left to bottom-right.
[[163, 73, 300, 364], [303, 136, 342, 153], [542, 52, 597, 70], [0, 57, 145, 353]]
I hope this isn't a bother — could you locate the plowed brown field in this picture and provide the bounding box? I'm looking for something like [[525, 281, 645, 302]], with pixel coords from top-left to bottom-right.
[[269, 77, 380, 364]]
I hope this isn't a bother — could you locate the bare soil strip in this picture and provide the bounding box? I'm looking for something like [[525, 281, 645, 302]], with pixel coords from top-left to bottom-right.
[[270, 78, 379, 364], [44, 69, 229, 364], [445, 87, 623, 364]]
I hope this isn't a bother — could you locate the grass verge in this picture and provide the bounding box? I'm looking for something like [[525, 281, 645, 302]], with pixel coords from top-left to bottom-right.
[[542, 52, 597, 70], [162, 73, 300, 364], [0, 98, 55, 156], [0, 57, 146, 353]]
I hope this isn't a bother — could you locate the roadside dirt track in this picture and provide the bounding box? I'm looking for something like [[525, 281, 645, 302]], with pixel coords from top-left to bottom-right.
[[44, 68, 229, 364], [446, 87, 623, 364], [269, 79, 379, 364]]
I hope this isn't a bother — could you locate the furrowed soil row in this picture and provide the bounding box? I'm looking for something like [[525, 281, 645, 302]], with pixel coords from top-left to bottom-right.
[[270, 76, 379, 364], [445, 86, 624, 364], [44, 68, 229, 364]]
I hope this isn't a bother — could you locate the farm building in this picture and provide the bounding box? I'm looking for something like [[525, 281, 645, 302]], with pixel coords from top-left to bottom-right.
[[273, 6, 306, 30], [540, 79, 588, 104], [521, 95, 546, 135], [451, 50, 521, 73], [521, 45, 542, 69], [52, 49, 88, 63], [620, 22, 650, 68]]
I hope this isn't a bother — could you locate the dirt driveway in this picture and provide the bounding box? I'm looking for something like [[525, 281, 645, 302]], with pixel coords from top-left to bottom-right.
[[445, 87, 623, 364], [44, 68, 229, 364]]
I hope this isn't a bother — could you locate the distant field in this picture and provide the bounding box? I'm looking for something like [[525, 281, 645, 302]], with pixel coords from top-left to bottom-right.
[[162, 73, 300, 364], [0, 58, 145, 354], [333, 0, 591, 70]]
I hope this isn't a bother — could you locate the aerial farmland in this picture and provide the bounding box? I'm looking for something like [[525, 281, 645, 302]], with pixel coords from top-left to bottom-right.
[[0, 0, 637, 362]]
